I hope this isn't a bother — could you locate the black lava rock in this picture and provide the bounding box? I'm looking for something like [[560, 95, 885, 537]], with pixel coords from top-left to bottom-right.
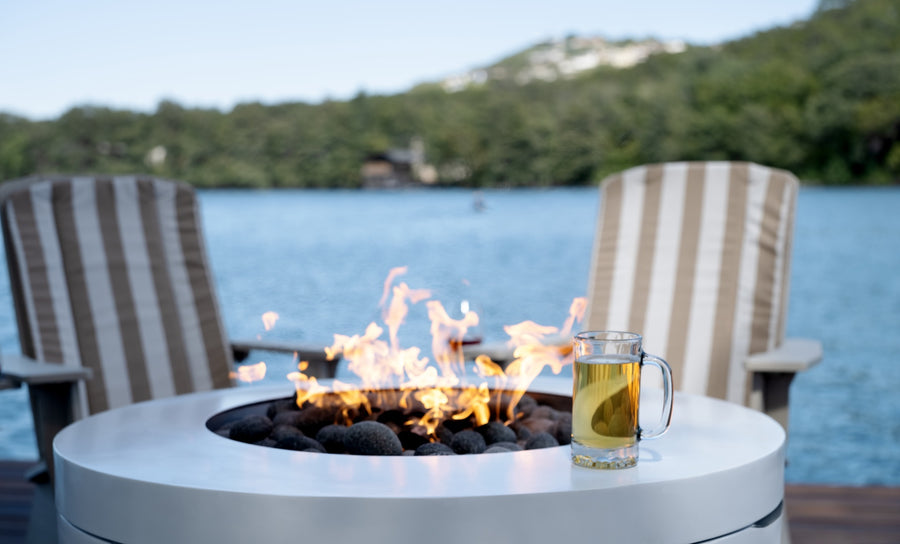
[[229, 415, 274, 443], [450, 430, 487, 455], [515, 395, 538, 418], [484, 445, 513, 453], [266, 398, 298, 419], [377, 409, 407, 427], [414, 442, 456, 456], [344, 421, 403, 456], [398, 430, 429, 451], [270, 424, 304, 442], [272, 410, 305, 428], [440, 418, 472, 433], [436, 425, 454, 445], [476, 422, 518, 445], [514, 425, 532, 442], [530, 405, 561, 421], [525, 432, 560, 450], [554, 419, 572, 445], [315, 424, 348, 454], [293, 405, 335, 436], [275, 433, 326, 452]]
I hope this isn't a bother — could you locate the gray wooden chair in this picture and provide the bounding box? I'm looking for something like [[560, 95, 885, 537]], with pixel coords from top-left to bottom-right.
[[467, 161, 822, 430], [0, 175, 337, 481], [583, 161, 821, 431]]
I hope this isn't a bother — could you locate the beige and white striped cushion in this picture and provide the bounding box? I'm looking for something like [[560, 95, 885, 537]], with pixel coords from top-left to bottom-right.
[[584, 162, 797, 405], [1, 176, 233, 413]]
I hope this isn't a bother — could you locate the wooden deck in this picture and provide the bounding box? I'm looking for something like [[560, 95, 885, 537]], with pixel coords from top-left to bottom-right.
[[1, 460, 898, 543]]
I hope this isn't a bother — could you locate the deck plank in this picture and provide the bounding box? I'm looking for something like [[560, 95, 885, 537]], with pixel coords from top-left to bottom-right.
[[785, 484, 900, 544], [0, 462, 32, 544], [1, 460, 898, 543]]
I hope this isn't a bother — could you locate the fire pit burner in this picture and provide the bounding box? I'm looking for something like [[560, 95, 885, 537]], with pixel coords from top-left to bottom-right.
[[206, 389, 573, 456]]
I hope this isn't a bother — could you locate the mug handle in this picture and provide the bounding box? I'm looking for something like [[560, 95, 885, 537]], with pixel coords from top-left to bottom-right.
[[638, 352, 674, 440]]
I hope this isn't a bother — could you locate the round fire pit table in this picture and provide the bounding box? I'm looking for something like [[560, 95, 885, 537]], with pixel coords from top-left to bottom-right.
[[54, 377, 785, 543]]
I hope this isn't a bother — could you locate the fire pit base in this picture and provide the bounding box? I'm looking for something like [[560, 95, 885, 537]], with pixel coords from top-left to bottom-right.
[[54, 378, 785, 544]]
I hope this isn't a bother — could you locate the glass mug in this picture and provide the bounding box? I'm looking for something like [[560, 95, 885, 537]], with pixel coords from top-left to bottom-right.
[[571, 331, 674, 469]]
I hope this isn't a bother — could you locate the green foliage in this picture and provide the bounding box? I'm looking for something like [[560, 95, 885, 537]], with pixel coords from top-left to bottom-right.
[[0, 0, 898, 187]]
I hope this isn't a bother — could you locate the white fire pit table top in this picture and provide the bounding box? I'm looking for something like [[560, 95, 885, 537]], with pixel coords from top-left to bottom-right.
[[54, 377, 785, 544]]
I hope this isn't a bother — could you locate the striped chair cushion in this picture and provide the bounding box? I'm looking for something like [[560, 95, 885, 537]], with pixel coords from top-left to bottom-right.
[[1, 176, 233, 413], [584, 162, 797, 405]]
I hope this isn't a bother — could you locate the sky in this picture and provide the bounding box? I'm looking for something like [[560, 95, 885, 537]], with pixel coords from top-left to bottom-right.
[[2, 0, 819, 120]]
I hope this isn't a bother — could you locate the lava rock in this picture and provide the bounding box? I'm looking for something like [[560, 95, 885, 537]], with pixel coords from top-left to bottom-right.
[[229, 415, 274, 443], [398, 430, 429, 451], [414, 442, 456, 456], [266, 398, 298, 419], [476, 422, 517, 445], [270, 424, 304, 442], [255, 438, 278, 448], [520, 415, 558, 435], [450, 430, 487, 455], [436, 425, 454, 445], [315, 424, 348, 454], [525, 432, 560, 450], [530, 405, 561, 421], [377, 409, 407, 427], [513, 425, 532, 442], [440, 418, 472, 433], [344, 421, 403, 456], [272, 410, 305, 428], [293, 405, 335, 436], [554, 419, 572, 445], [514, 395, 538, 418], [484, 445, 513, 453], [275, 434, 326, 452]]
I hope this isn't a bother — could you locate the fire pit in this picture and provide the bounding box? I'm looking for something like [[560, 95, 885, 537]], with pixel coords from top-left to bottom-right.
[[53, 270, 785, 542], [54, 379, 786, 543]]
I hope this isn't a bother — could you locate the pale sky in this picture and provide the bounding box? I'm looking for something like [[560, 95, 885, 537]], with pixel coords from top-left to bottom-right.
[[2, 0, 819, 120]]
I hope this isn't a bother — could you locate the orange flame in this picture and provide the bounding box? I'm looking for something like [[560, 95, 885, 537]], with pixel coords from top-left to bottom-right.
[[426, 299, 478, 377], [293, 269, 585, 440], [231, 361, 267, 383], [379, 266, 408, 308], [262, 311, 279, 331]]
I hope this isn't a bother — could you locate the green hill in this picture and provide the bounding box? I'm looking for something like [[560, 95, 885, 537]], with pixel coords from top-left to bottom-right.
[[1, 0, 898, 187]]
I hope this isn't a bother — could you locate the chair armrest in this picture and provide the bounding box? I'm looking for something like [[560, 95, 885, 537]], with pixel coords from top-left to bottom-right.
[[0, 353, 93, 385], [230, 339, 336, 362], [461, 336, 573, 366], [229, 339, 339, 379], [744, 338, 823, 373], [461, 341, 516, 364]]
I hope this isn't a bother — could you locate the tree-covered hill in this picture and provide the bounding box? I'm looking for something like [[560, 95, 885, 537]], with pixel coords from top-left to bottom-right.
[[1, 0, 898, 188]]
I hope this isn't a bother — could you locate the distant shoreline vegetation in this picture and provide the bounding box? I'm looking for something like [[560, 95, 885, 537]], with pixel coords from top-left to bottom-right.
[[1, 0, 898, 188]]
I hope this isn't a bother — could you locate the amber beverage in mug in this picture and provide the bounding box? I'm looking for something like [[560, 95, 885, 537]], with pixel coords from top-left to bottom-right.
[[571, 331, 673, 469]]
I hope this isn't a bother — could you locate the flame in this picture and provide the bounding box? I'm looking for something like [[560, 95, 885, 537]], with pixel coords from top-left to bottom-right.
[[384, 282, 431, 353], [379, 266, 408, 308], [451, 383, 492, 426], [231, 361, 267, 383], [426, 299, 478, 378], [262, 311, 279, 331], [285, 269, 584, 441]]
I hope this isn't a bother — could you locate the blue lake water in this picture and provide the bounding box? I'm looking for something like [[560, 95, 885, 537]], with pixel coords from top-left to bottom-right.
[[1, 186, 898, 486]]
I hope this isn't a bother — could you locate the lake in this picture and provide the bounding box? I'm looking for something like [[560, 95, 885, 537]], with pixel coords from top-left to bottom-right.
[[1, 186, 898, 486]]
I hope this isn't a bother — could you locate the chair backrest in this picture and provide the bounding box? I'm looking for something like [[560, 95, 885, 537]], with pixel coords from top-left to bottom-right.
[[584, 162, 798, 405], [0, 175, 233, 414]]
